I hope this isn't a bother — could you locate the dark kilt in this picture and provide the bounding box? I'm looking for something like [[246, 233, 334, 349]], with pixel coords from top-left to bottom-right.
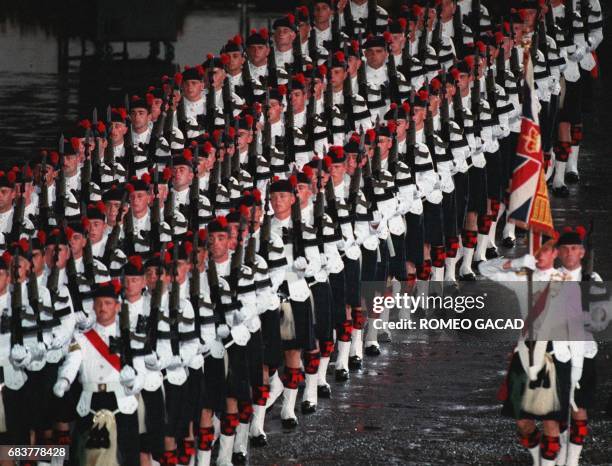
[[467, 166, 488, 214], [342, 256, 361, 307], [279, 281, 317, 352], [389, 233, 407, 281], [260, 308, 282, 369], [501, 352, 571, 421], [247, 329, 264, 389], [164, 379, 192, 439], [328, 271, 347, 327], [575, 356, 597, 410], [404, 213, 424, 265], [226, 344, 251, 402], [423, 201, 444, 246], [200, 356, 226, 412], [311, 281, 334, 342], [140, 388, 165, 459]]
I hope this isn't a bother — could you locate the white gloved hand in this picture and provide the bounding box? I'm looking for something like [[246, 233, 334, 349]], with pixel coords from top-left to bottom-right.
[[30, 341, 47, 361], [510, 254, 537, 271], [166, 355, 183, 370], [231, 324, 251, 346], [209, 339, 226, 359], [144, 352, 162, 371], [570, 365, 582, 389], [304, 263, 317, 278], [53, 378, 70, 398], [425, 190, 443, 205], [51, 330, 69, 349], [569, 49, 585, 62], [375, 221, 389, 238], [217, 324, 230, 339], [120, 365, 136, 387], [293, 256, 308, 270], [199, 341, 211, 356], [471, 150, 487, 168], [527, 365, 540, 382], [10, 344, 31, 368], [570, 385, 579, 412], [319, 254, 327, 267], [75, 311, 95, 331]]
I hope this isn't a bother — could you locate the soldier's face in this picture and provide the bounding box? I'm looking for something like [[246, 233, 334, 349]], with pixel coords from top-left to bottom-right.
[[522, 8, 538, 31], [105, 200, 122, 224], [271, 191, 295, 218], [331, 67, 346, 89], [197, 246, 207, 269], [413, 107, 426, 126], [68, 232, 87, 258], [345, 153, 357, 175], [110, 122, 128, 144], [396, 119, 408, 140], [45, 244, 70, 269], [124, 275, 145, 298], [296, 183, 312, 208], [314, 3, 332, 25], [94, 297, 120, 326], [145, 266, 159, 290], [441, 0, 456, 22], [228, 223, 240, 250], [364, 47, 388, 69], [31, 250, 45, 275], [0, 270, 8, 294], [446, 82, 456, 100], [390, 33, 405, 55], [129, 190, 150, 216], [130, 108, 150, 131], [298, 22, 310, 43], [274, 26, 296, 48], [458, 73, 471, 93], [63, 154, 79, 177], [247, 45, 269, 67], [291, 90, 306, 113], [209, 232, 229, 261], [173, 165, 193, 190], [557, 245, 585, 271], [183, 79, 204, 101], [378, 135, 392, 155], [175, 260, 191, 284], [237, 129, 253, 152], [152, 184, 169, 203], [429, 95, 441, 114], [347, 56, 361, 77], [268, 99, 282, 122], [12, 256, 30, 282], [329, 162, 346, 184], [209, 68, 226, 90], [513, 23, 524, 44], [535, 246, 558, 270], [0, 187, 15, 211], [227, 52, 245, 74], [88, 219, 106, 244]]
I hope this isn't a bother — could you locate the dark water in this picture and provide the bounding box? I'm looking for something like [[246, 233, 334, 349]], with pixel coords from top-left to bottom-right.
[[1, 4, 612, 464]]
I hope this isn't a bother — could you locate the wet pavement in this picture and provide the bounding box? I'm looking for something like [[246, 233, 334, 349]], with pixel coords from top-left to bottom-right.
[[1, 3, 612, 465]]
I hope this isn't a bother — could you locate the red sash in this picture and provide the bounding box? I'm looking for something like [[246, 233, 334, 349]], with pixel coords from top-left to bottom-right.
[[84, 329, 121, 371]]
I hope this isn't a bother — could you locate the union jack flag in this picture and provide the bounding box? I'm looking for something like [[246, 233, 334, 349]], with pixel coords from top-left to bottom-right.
[[508, 52, 555, 247]]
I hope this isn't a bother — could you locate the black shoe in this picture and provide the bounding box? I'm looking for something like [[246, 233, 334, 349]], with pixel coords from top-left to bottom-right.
[[365, 345, 380, 356], [471, 261, 482, 274], [348, 355, 362, 371], [485, 247, 499, 259], [317, 384, 331, 398], [565, 171, 580, 184], [232, 452, 247, 464], [250, 435, 268, 448], [378, 331, 392, 343], [335, 369, 349, 382], [281, 417, 298, 429], [301, 401, 316, 414], [502, 237, 515, 248], [458, 273, 476, 281], [552, 185, 570, 198]]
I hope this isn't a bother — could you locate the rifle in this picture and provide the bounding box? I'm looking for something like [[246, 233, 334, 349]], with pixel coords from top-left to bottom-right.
[[431, 2, 443, 54], [150, 169, 162, 252], [38, 151, 50, 229], [387, 53, 401, 105], [91, 108, 102, 180], [305, 71, 317, 154], [65, 248, 86, 318], [471, 0, 481, 41], [10, 246, 24, 347], [262, 86, 273, 161], [258, 185, 272, 261], [145, 244, 167, 355], [584, 219, 595, 280], [229, 213, 248, 294], [26, 237, 44, 343], [471, 47, 482, 140], [190, 144, 201, 230], [168, 244, 181, 357], [231, 116, 241, 178], [485, 47, 500, 130], [284, 77, 295, 164], [8, 167, 26, 245], [292, 20, 304, 74], [580, 0, 592, 49], [80, 126, 93, 214], [103, 105, 114, 168], [103, 190, 129, 265], [343, 42, 356, 132], [267, 19, 279, 88], [164, 155, 176, 227], [190, 228, 202, 343], [207, 244, 227, 331], [371, 119, 382, 175], [46, 230, 62, 297], [509, 14, 523, 104], [244, 204, 258, 269], [248, 104, 261, 177], [366, 0, 378, 36], [331, 1, 341, 50], [452, 4, 465, 57], [291, 180, 306, 259], [388, 105, 399, 176], [55, 135, 66, 224], [418, 1, 432, 64], [348, 129, 365, 222], [110, 286, 133, 368], [324, 54, 335, 145], [356, 34, 369, 106]]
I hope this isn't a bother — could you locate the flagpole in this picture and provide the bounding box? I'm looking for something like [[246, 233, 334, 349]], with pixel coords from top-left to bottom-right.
[[522, 36, 534, 368]]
